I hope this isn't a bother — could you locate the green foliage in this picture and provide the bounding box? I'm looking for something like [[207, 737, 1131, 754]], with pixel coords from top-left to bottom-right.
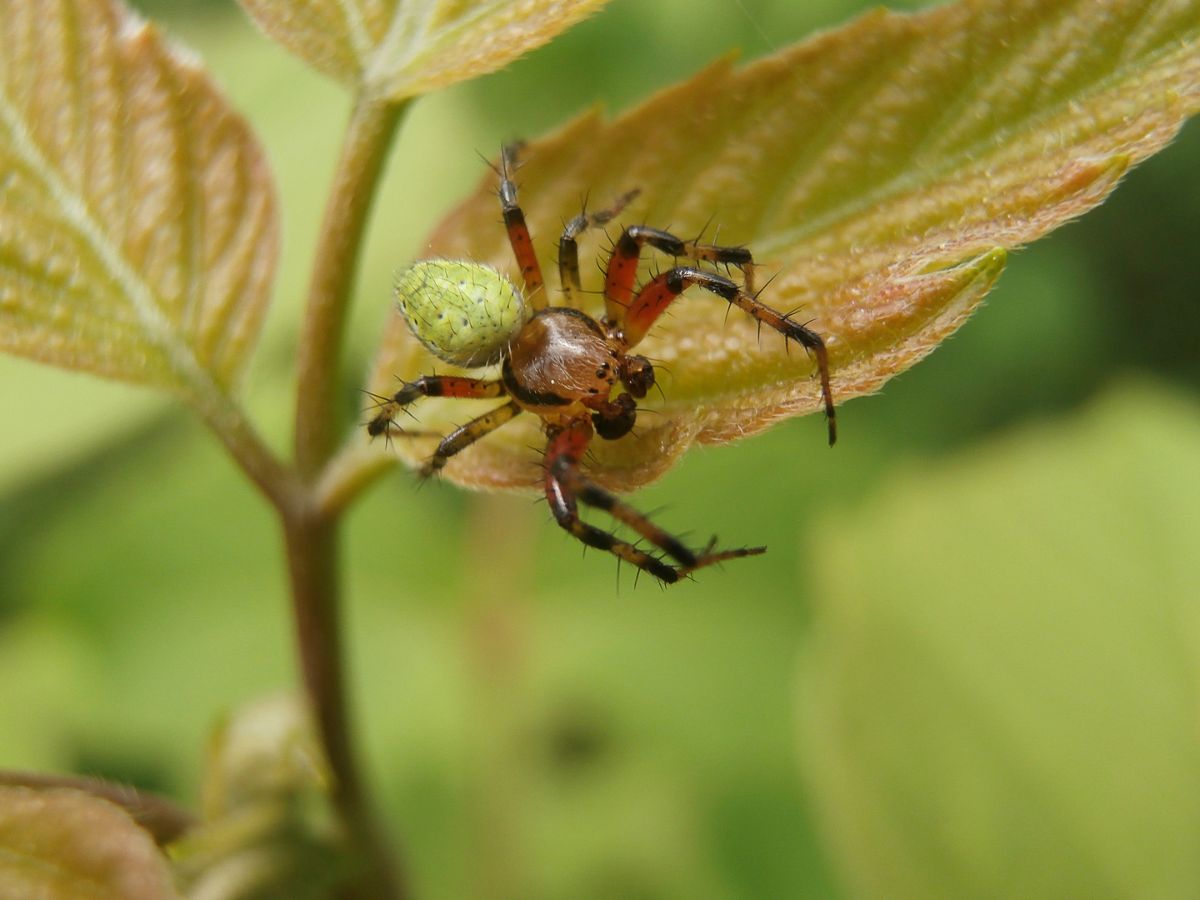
[[0, 0, 1198, 897], [803, 383, 1200, 899], [172, 696, 350, 898]]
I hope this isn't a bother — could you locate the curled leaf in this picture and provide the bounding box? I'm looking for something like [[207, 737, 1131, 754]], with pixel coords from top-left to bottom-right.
[[237, 0, 611, 100], [366, 0, 1200, 491], [0, 785, 180, 899], [0, 0, 277, 397]]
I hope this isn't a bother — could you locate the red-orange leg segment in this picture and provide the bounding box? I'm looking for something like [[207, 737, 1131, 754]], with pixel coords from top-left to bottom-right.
[[602, 226, 756, 323], [622, 267, 838, 446], [367, 376, 505, 437], [498, 143, 546, 307], [557, 188, 640, 308]]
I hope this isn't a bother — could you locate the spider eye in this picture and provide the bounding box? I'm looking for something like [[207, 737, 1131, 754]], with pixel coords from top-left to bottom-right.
[[396, 260, 529, 368]]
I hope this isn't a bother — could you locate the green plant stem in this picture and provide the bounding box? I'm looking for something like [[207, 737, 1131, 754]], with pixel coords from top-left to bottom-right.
[[294, 95, 407, 480], [283, 509, 405, 899], [286, 93, 409, 897], [196, 383, 302, 513]]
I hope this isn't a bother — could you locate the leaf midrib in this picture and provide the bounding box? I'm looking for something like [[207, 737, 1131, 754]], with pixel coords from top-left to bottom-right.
[[0, 65, 211, 394]]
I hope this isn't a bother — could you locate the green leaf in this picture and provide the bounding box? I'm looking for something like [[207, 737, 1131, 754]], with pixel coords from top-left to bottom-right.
[[0, 785, 180, 899], [799, 383, 1200, 898], [172, 695, 350, 899], [199, 694, 329, 818], [0, 0, 278, 397], [236, 0, 611, 100], [366, 0, 1200, 491]]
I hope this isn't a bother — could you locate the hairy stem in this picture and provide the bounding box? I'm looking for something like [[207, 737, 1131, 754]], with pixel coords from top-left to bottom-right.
[[283, 509, 405, 898], [294, 96, 407, 479]]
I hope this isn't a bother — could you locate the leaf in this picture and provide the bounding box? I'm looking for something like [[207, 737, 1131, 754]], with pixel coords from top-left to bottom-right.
[[797, 382, 1200, 898], [0, 785, 181, 899], [366, 0, 1200, 491], [236, 0, 611, 101], [0, 0, 278, 397], [199, 694, 329, 818], [173, 695, 349, 899], [0, 772, 195, 847]]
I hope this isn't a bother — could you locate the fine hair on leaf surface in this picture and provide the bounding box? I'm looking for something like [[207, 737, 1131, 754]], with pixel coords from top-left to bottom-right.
[[0, 0, 278, 398], [365, 0, 1200, 492], [235, 0, 612, 100]]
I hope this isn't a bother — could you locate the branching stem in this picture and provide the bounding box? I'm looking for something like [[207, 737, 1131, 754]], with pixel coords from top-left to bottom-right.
[[194, 382, 302, 513], [281, 92, 409, 896]]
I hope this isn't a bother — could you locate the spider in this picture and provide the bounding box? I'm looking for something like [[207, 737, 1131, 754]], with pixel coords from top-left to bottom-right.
[[368, 144, 836, 584]]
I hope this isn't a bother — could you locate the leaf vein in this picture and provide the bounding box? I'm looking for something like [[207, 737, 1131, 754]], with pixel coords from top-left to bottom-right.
[[0, 70, 206, 393]]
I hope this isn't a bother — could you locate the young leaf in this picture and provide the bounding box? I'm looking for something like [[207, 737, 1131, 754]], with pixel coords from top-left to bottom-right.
[[366, 0, 1200, 492], [0, 0, 277, 398], [0, 785, 180, 900], [0, 771, 195, 847], [173, 696, 350, 898], [236, 0, 610, 100]]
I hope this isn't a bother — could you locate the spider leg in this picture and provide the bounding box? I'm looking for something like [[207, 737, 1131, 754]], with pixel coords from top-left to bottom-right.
[[367, 376, 506, 437], [687, 239, 758, 292], [621, 267, 837, 446], [422, 400, 523, 477], [497, 143, 546, 307], [676, 537, 767, 579], [544, 419, 763, 584], [602, 225, 756, 323], [558, 188, 640, 308]]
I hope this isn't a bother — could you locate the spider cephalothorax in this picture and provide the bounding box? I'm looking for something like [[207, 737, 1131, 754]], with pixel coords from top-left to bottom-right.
[[369, 145, 836, 584]]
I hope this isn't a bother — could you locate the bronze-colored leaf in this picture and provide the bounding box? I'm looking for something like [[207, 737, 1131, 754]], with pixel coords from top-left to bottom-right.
[[236, 0, 610, 100], [0, 0, 278, 396], [366, 0, 1200, 492], [0, 785, 180, 900]]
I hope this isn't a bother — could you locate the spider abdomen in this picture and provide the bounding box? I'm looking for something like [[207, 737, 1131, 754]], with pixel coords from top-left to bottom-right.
[[504, 308, 618, 409], [396, 260, 529, 368]]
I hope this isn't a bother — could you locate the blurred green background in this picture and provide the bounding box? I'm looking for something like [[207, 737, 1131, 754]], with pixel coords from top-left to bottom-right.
[[2, 1, 1198, 897]]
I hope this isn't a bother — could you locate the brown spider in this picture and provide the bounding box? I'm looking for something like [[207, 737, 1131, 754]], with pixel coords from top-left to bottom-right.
[[369, 144, 836, 584]]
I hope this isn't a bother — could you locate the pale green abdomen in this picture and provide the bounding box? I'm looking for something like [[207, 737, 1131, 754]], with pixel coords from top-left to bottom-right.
[[396, 260, 528, 368]]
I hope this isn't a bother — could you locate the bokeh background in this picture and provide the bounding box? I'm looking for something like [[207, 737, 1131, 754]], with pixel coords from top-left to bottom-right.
[[2, 0, 1198, 897]]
